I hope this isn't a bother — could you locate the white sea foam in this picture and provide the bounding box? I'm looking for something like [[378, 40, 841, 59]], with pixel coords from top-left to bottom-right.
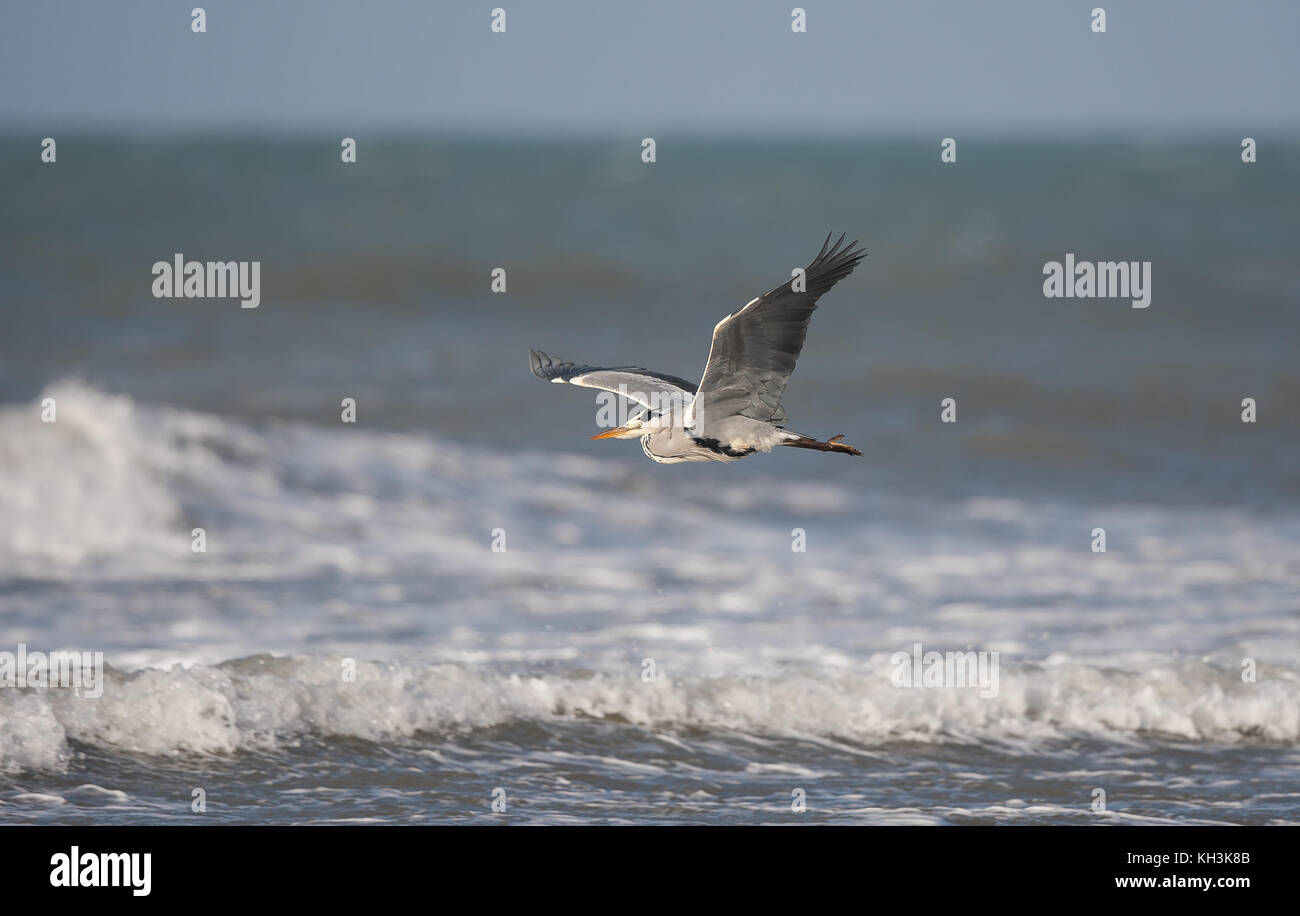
[[1, 383, 1298, 779], [2, 654, 1296, 773], [0, 381, 182, 565]]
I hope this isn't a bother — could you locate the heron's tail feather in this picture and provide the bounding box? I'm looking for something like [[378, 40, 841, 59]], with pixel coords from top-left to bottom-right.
[[780, 434, 862, 457]]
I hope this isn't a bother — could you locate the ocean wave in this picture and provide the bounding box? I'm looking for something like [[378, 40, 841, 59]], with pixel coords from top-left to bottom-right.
[[0, 380, 183, 565], [0, 379, 883, 584], [3, 382, 1299, 778], [3, 654, 1296, 773]]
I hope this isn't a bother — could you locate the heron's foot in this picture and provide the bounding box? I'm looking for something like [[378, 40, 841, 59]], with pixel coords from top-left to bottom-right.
[[826, 434, 862, 455]]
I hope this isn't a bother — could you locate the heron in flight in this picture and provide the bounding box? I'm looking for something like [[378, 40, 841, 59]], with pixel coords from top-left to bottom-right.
[[529, 233, 866, 464]]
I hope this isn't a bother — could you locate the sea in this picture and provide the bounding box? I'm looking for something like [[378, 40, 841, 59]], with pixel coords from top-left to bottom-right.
[[0, 135, 1297, 823]]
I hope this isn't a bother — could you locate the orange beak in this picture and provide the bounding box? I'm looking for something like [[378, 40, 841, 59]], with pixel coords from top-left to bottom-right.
[[591, 426, 630, 440]]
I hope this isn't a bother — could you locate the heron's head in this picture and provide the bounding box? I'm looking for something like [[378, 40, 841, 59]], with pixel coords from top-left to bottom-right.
[[591, 418, 647, 441]]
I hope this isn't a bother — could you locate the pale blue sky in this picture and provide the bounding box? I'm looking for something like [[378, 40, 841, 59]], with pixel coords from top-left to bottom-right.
[[2, 0, 1297, 134]]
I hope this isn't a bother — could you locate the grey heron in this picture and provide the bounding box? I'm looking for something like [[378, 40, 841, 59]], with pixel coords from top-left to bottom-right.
[[530, 233, 866, 464]]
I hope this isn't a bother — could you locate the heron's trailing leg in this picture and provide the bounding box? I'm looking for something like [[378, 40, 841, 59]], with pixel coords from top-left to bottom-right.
[[780, 434, 863, 457]]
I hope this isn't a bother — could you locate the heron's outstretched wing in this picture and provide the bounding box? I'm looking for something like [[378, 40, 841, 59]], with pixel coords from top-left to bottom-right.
[[688, 233, 865, 429], [529, 349, 697, 412]]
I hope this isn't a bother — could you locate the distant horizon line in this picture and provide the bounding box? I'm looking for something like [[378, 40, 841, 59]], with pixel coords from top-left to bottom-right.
[[3, 122, 1298, 144]]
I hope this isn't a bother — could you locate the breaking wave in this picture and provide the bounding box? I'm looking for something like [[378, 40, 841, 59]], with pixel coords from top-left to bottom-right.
[[3, 653, 1296, 773]]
